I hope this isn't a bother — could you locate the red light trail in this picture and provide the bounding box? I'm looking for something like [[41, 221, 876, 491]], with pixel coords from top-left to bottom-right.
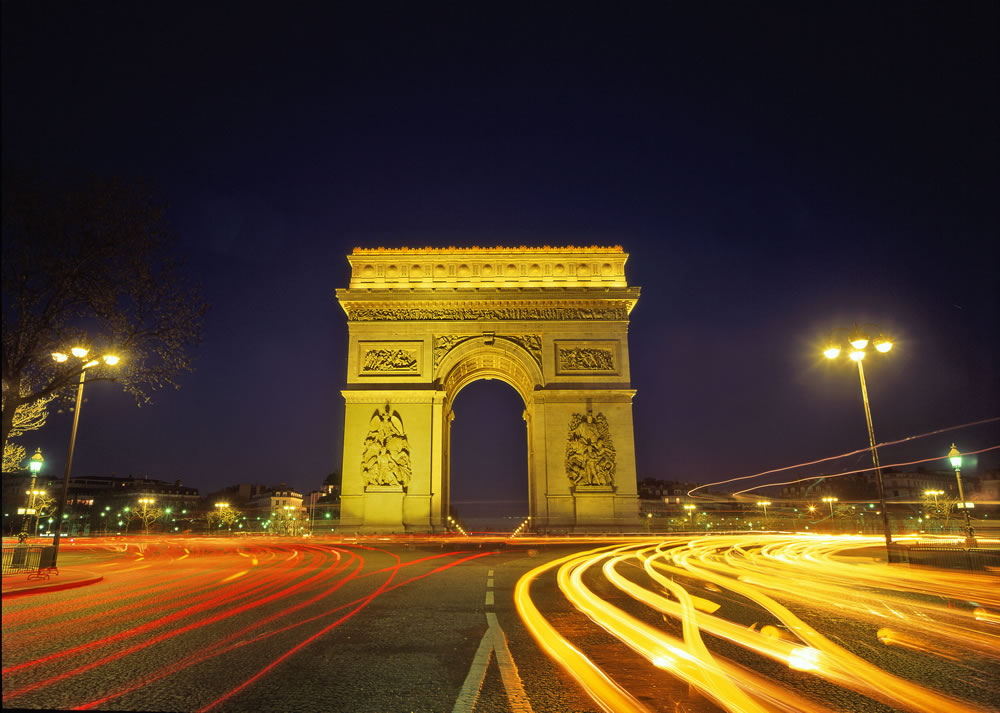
[[2, 537, 497, 711]]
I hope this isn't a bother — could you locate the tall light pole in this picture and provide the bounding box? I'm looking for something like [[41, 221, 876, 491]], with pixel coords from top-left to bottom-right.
[[758, 500, 771, 520], [50, 347, 120, 565], [948, 444, 977, 547], [824, 324, 893, 549]]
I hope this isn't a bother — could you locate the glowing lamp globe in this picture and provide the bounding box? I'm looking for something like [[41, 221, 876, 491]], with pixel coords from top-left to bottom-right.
[[823, 346, 840, 359], [29, 448, 44, 474], [849, 350, 865, 361], [874, 339, 892, 353], [948, 444, 962, 469]]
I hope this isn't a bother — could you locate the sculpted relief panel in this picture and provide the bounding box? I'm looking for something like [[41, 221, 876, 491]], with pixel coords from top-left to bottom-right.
[[566, 413, 617, 487], [359, 342, 420, 375], [555, 341, 619, 375], [433, 334, 542, 369], [361, 404, 413, 490]]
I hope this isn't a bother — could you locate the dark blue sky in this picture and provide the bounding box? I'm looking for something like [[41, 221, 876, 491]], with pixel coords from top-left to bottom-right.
[[3, 4, 997, 513]]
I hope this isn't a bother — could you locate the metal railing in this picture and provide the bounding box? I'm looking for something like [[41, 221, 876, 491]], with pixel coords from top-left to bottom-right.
[[889, 544, 1000, 574], [1, 545, 55, 575]]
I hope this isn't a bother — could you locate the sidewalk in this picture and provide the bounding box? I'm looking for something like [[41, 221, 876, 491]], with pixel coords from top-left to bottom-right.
[[2, 567, 103, 598]]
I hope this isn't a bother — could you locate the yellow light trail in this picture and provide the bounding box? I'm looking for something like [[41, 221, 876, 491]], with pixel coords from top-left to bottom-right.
[[516, 534, 998, 713]]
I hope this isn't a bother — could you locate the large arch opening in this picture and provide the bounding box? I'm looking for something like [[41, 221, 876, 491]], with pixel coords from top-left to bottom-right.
[[437, 340, 541, 533], [448, 379, 529, 532]]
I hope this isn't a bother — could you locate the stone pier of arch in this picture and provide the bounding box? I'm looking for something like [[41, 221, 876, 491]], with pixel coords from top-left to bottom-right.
[[335, 246, 641, 533]]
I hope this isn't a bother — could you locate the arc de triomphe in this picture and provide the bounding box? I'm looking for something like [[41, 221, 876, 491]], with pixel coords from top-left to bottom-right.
[[336, 246, 640, 532]]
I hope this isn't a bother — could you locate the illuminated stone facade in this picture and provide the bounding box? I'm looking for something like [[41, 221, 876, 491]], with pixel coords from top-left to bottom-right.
[[336, 246, 641, 532]]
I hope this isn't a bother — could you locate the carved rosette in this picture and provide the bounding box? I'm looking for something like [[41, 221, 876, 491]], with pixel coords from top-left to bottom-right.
[[565, 413, 616, 487], [361, 404, 413, 490], [433, 334, 543, 369], [362, 348, 418, 373]]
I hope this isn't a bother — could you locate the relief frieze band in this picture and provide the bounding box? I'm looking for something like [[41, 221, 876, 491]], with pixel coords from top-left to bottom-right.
[[347, 305, 629, 322]]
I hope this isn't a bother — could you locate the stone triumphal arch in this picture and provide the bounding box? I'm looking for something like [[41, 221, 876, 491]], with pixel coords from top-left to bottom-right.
[[336, 246, 641, 531]]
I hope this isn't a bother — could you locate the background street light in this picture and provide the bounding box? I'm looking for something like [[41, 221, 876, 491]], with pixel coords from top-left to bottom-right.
[[824, 324, 893, 549], [757, 500, 771, 520], [51, 346, 120, 565], [282, 505, 295, 536], [947, 444, 977, 547], [822, 496, 838, 532], [923, 489, 944, 505], [138, 498, 156, 534], [215, 502, 231, 533]]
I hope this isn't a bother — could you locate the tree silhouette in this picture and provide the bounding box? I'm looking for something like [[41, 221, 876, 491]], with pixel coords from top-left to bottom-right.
[[2, 169, 208, 450]]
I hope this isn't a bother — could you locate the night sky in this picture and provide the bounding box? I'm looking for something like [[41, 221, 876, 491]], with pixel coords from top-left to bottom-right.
[[3, 4, 997, 519]]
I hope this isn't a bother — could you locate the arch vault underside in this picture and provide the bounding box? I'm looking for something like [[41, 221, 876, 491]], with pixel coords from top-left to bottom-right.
[[336, 246, 641, 532]]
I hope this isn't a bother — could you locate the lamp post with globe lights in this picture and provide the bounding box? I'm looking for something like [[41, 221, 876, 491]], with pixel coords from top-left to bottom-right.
[[18, 449, 45, 540], [50, 346, 120, 565], [823, 324, 893, 549], [947, 444, 977, 547]]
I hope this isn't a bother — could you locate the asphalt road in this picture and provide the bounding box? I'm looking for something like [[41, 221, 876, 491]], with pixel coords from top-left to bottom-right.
[[2, 535, 998, 713]]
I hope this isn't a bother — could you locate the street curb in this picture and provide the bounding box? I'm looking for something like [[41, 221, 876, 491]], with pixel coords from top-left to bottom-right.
[[2, 574, 103, 599]]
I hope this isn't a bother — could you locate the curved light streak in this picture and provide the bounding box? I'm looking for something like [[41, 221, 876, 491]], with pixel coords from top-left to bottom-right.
[[687, 417, 1000, 498], [516, 535, 998, 713]]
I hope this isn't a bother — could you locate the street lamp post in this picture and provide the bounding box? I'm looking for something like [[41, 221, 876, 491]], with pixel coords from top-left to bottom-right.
[[28, 489, 47, 536], [215, 502, 231, 534], [18, 450, 45, 540], [50, 347, 120, 566], [18, 449, 45, 540], [822, 496, 838, 532], [683, 504, 696, 526], [824, 325, 894, 549], [758, 500, 771, 521], [138, 498, 156, 535], [282, 505, 296, 536], [948, 444, 977, 547]]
